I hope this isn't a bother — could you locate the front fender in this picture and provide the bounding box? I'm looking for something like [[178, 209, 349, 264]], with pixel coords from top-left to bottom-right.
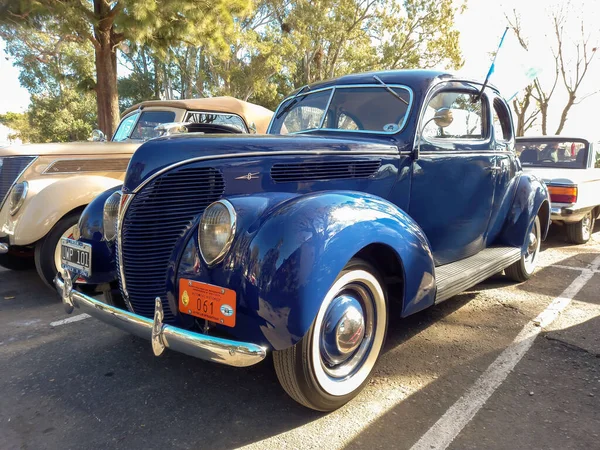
[[188, 191, 435, 351], [499, 173, 550, 251], [76, 185, 122, 285], [10, 175, 122, 246]]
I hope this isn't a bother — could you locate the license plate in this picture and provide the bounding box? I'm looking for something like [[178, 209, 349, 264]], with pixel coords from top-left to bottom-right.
[[61, 238, 92, 277], [179, 279, 236, 327]]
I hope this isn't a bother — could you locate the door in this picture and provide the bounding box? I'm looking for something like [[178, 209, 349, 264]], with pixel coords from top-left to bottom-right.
[[408, 86, 496, 266]]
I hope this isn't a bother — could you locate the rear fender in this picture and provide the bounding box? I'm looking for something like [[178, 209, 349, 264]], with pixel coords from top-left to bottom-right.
[[499, 173, 550, 251], [225, 191, 435, 350]]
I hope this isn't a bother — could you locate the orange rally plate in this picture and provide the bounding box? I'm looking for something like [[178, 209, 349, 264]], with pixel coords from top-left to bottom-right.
[[179, 279, 236, 327]]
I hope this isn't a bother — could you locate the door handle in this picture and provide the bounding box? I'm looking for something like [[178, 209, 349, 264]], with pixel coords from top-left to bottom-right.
[[484, 166, 501, 172]]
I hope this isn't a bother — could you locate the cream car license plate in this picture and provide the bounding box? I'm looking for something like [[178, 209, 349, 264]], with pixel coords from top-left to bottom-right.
[[61, 238, 92, 277]]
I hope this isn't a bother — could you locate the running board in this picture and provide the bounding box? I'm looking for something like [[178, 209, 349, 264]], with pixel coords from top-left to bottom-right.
[[435, 247, 521, 303]]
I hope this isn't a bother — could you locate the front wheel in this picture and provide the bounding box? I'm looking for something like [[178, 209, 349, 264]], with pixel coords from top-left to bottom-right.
[[505, 215, 541, 282], [273, 258, 388, 411], [565, 211, 595, 244], [34, 213, 80, 289]]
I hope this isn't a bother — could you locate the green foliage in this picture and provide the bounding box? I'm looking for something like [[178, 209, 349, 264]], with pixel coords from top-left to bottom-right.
[[1, 0, 464, 139], [0, 90, 97, 143]]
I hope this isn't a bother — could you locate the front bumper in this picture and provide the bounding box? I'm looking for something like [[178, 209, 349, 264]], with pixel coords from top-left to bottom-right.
[[55, 273, 267, 367]]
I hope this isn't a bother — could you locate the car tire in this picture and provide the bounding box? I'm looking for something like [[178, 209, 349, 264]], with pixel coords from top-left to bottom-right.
[[34, 212, 80, 289], [505, 215, 541, 282], [0, 252, 35, 271], [565, 211, 595, 245], [273, 258, 388, 411]]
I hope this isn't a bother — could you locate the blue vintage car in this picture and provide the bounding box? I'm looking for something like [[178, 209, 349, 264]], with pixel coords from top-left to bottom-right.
[[56, 70, 550, 411]]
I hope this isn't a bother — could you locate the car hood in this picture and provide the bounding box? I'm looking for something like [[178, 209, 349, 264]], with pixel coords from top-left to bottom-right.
[[0, 141, 141, 157], [522, 166, 599, 185], [123, 133, 399, 192]]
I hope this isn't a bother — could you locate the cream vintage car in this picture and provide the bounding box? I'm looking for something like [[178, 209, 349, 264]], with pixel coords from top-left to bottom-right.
[[0, 97, 273, 286]]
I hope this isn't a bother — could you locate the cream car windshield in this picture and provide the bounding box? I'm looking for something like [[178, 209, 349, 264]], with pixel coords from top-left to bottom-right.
[[112, 110, 177, 142], [270, 86, 411, 134]]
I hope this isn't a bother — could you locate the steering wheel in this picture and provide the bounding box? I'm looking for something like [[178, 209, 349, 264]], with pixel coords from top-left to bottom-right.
[[185, 123, 244, 134]]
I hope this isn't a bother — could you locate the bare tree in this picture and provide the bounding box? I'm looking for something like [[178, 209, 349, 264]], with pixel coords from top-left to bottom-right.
[[553, 13, 598, 134]]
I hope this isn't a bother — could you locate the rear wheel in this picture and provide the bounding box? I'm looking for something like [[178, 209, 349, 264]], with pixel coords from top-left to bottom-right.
[[565, 211, 595, 244], [273, 258, 388, 411], [505, 215, 541, 282], [34, 213, 79, 289]]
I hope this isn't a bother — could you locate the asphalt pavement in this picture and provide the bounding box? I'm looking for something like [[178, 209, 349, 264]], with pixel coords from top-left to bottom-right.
[[0, 224, 598, 450]]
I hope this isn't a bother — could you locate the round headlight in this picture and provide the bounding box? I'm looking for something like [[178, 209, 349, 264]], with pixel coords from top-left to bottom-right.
[[9, 181, 28, 216], [103, 191, 122, 241], [198, 200, 236, 266]]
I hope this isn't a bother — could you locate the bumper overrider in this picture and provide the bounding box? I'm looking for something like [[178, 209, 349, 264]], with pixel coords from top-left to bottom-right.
[[54, 272, 267, 368]]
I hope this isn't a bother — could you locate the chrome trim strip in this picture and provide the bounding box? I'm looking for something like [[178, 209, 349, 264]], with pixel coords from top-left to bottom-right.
[[131, 149, 399, 193], [267, 83, 414, 134], [117, 192, 135, 307], [42, 158, 130, 174], [0, 156, 38, 211], [55, 274, 267, 367]]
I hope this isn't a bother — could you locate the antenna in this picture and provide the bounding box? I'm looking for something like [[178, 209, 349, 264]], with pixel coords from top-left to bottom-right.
[[475, 27, 509, 102]]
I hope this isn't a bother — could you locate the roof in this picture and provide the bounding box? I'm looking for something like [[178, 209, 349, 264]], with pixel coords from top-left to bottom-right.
[[287, 69, 500, 98], [122, 96, 274, 133]]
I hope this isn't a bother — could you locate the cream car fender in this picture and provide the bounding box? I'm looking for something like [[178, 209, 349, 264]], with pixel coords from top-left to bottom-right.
[[8, 175, 123, 246]]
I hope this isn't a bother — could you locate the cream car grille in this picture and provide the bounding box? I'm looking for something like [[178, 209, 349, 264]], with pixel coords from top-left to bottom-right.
[[0, 156, 36, 207]]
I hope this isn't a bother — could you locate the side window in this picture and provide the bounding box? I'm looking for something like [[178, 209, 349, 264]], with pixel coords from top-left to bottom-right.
[[422, 91, 484, 140], [492, 98, 512, 142], [112, 112, 139, 142]]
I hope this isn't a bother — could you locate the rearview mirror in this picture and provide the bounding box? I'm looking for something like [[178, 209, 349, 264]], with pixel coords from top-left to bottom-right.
[[433, 108, 453, 128], [90, 129, 106, 142]]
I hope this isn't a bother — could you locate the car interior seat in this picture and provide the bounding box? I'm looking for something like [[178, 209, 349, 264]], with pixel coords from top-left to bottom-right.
[[519, 148, 538, 163]]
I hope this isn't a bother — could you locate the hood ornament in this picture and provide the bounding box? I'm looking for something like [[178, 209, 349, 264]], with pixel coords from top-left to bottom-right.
[[235, 172, 260, 181]]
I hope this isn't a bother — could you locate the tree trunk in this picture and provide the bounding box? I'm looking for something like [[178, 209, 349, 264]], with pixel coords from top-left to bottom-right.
[[93, 0, 120, 138], [555, 93, 576, 135]]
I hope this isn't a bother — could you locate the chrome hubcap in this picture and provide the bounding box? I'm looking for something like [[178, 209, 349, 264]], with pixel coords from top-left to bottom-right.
[[582, 214, 591, 239], [318, 282, 375, 379], [524, 218, 541, 273], [321, 295, 366, 366]]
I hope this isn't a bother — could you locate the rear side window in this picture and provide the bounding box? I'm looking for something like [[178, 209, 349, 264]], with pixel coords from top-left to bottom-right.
[[422, 91, 485, 140], [493, 98, 512, 141]]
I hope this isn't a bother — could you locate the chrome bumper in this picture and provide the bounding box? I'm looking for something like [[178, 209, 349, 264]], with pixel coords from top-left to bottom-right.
[[550, 205, 594, 222], [54, 273, 267, 367]]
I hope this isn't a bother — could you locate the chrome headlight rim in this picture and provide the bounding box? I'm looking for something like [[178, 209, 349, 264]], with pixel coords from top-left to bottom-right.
[[9, 181, 28, 216], [103, 190, 122, 242], [198, 199, 237, 267]]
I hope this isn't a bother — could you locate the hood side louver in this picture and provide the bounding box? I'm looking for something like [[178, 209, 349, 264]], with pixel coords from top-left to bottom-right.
[[271, 159, 381, 183]]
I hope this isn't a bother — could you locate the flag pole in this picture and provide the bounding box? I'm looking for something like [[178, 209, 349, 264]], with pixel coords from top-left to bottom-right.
[[475, 26, 509, 101]]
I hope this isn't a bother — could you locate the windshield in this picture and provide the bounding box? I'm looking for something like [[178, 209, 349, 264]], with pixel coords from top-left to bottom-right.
[[269, 86, 412, 134], [517, 139, 589, 169], [112, 112, 139, 142], [185, 112, 247, 132]]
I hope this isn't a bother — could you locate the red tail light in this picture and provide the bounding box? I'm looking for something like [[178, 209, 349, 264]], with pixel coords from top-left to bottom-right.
[[548, 185, 577, 204]]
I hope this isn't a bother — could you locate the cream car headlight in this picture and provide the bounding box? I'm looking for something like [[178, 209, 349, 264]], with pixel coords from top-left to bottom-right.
[[103, 191, 122, 241], [199, 200, 236, 266], [9, 182, 28, 216]]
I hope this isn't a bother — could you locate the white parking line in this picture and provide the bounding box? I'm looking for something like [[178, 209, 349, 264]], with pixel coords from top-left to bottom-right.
[[50, 314, 91, 327], [411, 255, 600, 450]]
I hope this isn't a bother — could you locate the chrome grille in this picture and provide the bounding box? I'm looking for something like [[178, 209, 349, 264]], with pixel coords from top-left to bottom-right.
[[0, 156, 36, 207], [271, 159, 381, 183], [119, 166, 225, 322]]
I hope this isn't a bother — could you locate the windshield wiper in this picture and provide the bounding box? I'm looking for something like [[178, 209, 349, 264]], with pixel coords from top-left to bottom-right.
[[276, 85, 311, 119], [373, 76, 409, 105]]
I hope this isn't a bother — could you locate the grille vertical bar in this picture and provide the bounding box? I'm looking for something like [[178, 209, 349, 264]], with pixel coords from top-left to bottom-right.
[[0, 156, 36, 207], [118, 167, 225, 322]]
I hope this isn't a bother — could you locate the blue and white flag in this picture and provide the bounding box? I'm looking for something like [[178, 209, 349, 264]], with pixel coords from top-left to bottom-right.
[[487, 27, 543, 101]]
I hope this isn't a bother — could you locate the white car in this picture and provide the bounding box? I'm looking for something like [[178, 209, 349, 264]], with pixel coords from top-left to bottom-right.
[[517, 136, 599, 244]]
